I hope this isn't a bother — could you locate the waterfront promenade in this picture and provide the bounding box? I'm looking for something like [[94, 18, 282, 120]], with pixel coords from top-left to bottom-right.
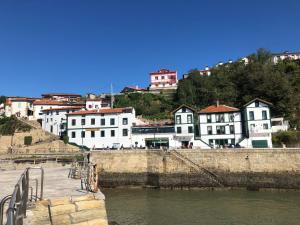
[[0, 165, 108, 225]]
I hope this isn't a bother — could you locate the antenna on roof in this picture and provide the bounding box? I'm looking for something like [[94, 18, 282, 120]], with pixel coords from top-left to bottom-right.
[[110, 83, 114, 108]]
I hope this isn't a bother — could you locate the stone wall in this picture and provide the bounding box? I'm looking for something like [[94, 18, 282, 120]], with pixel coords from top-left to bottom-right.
[[91, 149, 300, 189]]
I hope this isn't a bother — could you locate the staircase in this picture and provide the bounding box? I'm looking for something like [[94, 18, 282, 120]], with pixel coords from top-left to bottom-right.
[[170, 150, 225, 187]]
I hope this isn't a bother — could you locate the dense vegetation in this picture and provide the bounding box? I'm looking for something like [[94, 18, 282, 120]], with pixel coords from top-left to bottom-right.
[[176, 49, 300, 129], [0, 96, 6, 104], [114, 92, 174, 119], [272, 131, 300, 147], [0, 116, 31, 135]]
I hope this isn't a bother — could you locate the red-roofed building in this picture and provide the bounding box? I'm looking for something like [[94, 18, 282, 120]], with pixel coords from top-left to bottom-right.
[[198, 103, 242, 148], [41, 93, 81, 102], [41, 106, 84, 136], [149, 69, 178, 90], [66, 107, 136, 149]]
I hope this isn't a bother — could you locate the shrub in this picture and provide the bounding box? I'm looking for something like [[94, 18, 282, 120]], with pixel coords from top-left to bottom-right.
[[24, 136, 33, 146], [63, 135, 69, 144]]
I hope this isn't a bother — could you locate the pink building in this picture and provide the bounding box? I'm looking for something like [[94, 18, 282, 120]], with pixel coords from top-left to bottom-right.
[[149, 69, 178, 90]]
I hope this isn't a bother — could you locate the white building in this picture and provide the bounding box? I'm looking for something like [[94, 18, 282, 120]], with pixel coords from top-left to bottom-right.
[[272, 51, 300, 64], [240, 98, 273, 148], [67, 107, 135, 149], [172, 105, 209, 148], [33, 100, 85, 121], [4, 97, 37, 118], [271, 117, 289, 133], [41, 93, 82, 102], [199, 104, 243, 148], [86, 99, 110, 110], [42, 106, 84, 136]]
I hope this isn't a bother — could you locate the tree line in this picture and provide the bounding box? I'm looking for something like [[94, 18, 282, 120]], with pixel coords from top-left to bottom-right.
[[176, 49, 300, 129]]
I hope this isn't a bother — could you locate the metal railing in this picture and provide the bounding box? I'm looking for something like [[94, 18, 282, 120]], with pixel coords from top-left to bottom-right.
[[0, 167, 44, 225], [69, 160, 98, 193]]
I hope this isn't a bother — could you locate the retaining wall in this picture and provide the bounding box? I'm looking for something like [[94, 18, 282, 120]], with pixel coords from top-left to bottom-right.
[[91, 149, 300, 189]]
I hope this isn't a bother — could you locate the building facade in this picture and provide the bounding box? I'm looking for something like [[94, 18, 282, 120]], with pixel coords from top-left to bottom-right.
[[199, 105, 243, 148], [4, 97, 37, 118], [240, 99, 273, 148], [149, 69, 178, 90], [42, 106, 84, 136], [67, 107, 135, 149]]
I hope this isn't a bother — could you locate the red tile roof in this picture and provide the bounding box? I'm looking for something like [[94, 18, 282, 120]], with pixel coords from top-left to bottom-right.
[[42, 93, 81, 97], [150, 69, 177, 75], [42, 106, 84, 112], [33, 100, 70, 105], [67, 108, 132, 116], [199, 105, 239, 113]]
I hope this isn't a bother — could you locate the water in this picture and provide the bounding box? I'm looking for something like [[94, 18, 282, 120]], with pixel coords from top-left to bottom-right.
[[104, 189, 300, 225]]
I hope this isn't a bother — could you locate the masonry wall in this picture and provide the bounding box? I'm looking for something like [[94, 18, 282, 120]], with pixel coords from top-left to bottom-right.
[[91, 149, 300, 189]]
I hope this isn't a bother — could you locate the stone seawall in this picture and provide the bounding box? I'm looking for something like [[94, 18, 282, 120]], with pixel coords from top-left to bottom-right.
[[91, 149, 300, 189]]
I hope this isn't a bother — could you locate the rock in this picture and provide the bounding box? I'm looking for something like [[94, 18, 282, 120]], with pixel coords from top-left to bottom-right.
[[75, 200, 105, 211], [50, 197, 71, 206], [70, 208, 107, 224], [52, 214, 71, 225], [50, 204, 76, 216]]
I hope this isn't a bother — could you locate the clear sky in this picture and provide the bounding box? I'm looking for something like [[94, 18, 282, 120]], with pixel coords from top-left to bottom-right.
[[1, 0, 300, 97]]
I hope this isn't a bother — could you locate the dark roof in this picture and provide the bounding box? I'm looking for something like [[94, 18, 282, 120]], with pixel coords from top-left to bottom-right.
[[243, 98, 273, 107], [171, 104, 197, 114]]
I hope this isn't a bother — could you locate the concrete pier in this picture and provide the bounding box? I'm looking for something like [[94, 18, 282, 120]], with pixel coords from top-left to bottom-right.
[[0, 165, 109, 225]]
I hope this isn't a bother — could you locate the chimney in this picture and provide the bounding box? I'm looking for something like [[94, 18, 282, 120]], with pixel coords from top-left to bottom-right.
[[216, 100, 219, 107]]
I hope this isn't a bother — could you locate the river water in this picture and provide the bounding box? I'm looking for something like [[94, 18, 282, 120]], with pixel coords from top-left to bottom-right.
[[104, 189, 300, 225]]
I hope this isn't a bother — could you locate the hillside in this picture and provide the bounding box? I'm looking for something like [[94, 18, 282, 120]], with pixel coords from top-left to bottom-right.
[[176, 49, 300, 128]]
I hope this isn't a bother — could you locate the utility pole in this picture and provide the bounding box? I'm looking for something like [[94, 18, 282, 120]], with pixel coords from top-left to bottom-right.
[[110, 83, 114, 108]]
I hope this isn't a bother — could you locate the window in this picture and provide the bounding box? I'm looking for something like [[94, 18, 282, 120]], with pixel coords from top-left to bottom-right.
[[67, 110, 69, 113], [46, 118, 49, 123], [249, 111, 254, 120], [88, 105, 92, 108], [209, 139, 214, 146], [101, 119, 105, 126], [230, 125, 234, 134], [155, 76, 158, 80], [216, 126, 226, 134], [207, 114, 212, 123], [176, 115, 181, 124], [162, 76, 165, 79], [91, 118, 95, 125], [255, 101, 259, 107], [229, 113, 234, 122], [81, 118, 85, 125], [81, 131, 85, 138], [182, 108, 186, 113], [207, 126, 212, 135], [110, 118, 115, 125], [188, 126, 193, 133], [262, 111, 267, 120], [123, 129, 128, 136], [56, 111, 59, 115], [60, 124, 64, 129], [263, 123, 269, 130], [71, 132, 76, 138], [50, 126, 53, 133], [111, 130, 115, 137], [187, 115, 193, 124], [72, 119, 76, 126], [123, 118, 128, 125], [216, 114, 225, 123], [177, 127, 182, 134], [47, 111, 49, 115], [101, 130, 105, 137], [91, 131, 95, 138], [250, 124, 255, 131]]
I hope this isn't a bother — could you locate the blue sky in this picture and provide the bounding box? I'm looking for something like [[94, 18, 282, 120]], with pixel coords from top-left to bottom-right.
[[1, 0, 300, 97]]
